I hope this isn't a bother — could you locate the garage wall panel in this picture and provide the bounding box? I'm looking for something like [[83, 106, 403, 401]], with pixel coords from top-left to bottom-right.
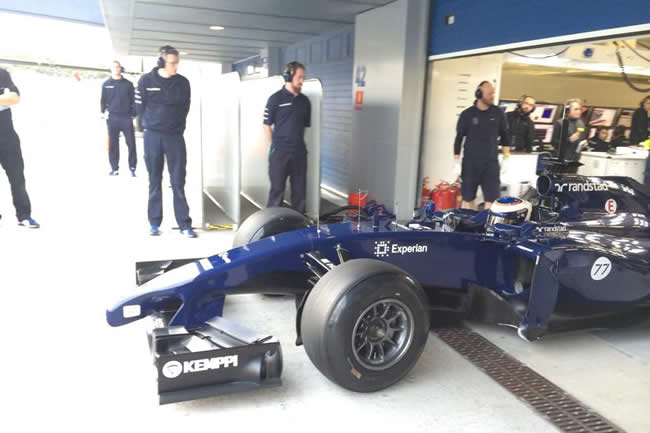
[[201, 71, 240, 224], [351, 0, 429, 219], [282, 25, 355, 196], [430, 0, 650, 57]]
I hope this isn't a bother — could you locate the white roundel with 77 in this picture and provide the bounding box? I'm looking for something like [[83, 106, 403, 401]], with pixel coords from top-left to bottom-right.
[[590, 257, 612, 281]]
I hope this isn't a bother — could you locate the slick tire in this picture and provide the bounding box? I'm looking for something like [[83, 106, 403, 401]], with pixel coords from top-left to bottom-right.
[[301, 259, 429, 392], [232, 207, 307, 248]]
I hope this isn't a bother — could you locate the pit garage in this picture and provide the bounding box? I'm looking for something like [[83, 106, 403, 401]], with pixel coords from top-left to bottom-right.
[[1, 1, 649, 433]]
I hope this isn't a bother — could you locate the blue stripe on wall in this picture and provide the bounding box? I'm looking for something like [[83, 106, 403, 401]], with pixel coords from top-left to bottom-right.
[[0, 0, 104, 25], [430, 0, 650, 56]]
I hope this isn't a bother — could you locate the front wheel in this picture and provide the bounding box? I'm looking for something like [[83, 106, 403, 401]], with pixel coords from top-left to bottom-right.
[[301, 259, 429, 392]]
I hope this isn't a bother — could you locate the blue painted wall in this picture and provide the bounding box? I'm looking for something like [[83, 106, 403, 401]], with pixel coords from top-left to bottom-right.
[[430, 0, 650, 56], [283, 25, 355, 196], [0, 0, 103, 25]]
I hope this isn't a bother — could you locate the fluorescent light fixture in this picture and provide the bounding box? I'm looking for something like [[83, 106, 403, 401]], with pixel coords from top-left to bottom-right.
[[209, 25, 225, 31], [180, 51, 188, 55]]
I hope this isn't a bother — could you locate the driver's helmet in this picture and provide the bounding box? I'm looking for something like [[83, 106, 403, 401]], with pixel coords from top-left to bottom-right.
[[485, 197, 532, 230]]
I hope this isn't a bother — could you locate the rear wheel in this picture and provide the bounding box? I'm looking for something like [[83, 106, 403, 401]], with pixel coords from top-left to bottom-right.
[[301, 259, 429, 392]]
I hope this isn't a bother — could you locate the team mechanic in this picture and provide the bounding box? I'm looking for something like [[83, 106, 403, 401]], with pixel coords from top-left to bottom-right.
[[136, 46, 195, 238], [506, 94, 537, 153], [101, 60, 137, 177], [263, 61, 311, 214], [552, 98, 587, 174], [454, 80, 510, 210], [0, 67, 39, 228]]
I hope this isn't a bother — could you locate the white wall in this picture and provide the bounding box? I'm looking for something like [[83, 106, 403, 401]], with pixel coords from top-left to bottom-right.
[[175, 60, 222, 228], [351, 0, 430, 219], [501, 70, 645, 108], [420, 54, 504, 187], [201, 70, 239, 224]]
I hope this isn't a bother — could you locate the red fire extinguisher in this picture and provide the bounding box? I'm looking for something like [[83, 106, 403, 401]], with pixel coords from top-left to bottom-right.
[[421, 177, 432, 207], [449, 182, 461, 209], [432, 181, 460, 211]]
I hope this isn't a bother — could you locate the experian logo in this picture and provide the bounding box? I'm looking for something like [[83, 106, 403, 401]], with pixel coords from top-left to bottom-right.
[[374, 241, 428, 258], [162, 355, 239, 379], [555, 183, 608, 193]]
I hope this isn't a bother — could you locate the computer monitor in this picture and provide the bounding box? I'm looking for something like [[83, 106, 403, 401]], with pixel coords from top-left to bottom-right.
[[529, 104, 559, 124], [616, 109, 635, 128], [589, 108, 617, 127], [534, 124, 554, 143]]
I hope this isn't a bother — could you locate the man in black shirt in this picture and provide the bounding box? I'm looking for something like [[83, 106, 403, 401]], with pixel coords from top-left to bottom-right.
[[551, 99, 587, 173], [631, 96, 650, 186], [263, 61, 311, 214], [588, 127, 611, 152], [0, 67, 39, 228], [136, 46, 195, 237], [505, 95, 537, 153], [101, 61, 137, 177], [630, 96, 650, 146], [453, 81, 510, 209]]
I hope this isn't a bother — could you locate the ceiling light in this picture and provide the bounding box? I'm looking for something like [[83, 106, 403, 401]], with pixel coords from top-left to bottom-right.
[[209, 25, 225, 31], [180, 51, 188, 55]]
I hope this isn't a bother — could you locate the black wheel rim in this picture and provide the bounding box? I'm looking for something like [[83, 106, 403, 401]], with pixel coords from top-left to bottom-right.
[[351, 299, 414, 371]]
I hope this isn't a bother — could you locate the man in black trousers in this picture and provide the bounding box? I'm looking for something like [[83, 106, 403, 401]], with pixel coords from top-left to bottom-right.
[[0, 67, 39, 228], [136, 46, 195, 238], [101, 60, 137, 176], [263, 61, 311, 214]]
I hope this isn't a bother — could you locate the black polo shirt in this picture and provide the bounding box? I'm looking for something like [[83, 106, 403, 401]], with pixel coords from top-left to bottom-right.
[[101, 77, 136, 117], [264, 87, 311, 152], [453, 103, 510, 160], [0, 68, 19, 135]]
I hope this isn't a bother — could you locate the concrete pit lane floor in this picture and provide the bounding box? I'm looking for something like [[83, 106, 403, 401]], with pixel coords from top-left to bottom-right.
[[1, 79, 649, 433]]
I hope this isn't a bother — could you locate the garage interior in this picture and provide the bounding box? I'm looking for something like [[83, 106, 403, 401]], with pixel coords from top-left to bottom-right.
[[1, 1, 649, 432]]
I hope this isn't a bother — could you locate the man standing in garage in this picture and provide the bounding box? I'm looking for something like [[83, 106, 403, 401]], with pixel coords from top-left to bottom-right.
[[101, 60, 137, 177], [630, 96, 650, 185], [135, 46, 195, 238], [263, 61, 311, 214], [453, 80, 510, 210], [551, 98, 587, 173], [0, 67, 39, 228], [506, 95, 537, 153], [630, 96, 650, 145]]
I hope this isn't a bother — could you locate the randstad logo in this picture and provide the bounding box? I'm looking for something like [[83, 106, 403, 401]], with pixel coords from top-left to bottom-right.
[[374, 240, 428, 258], [555, 183, 608, 193]]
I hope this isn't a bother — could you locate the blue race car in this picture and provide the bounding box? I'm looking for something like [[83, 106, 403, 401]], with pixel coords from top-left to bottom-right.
[[107, 164, 650, 404]]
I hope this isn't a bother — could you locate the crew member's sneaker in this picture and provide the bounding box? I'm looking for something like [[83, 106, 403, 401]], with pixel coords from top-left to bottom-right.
[[180, 228, 198, 238], [130, 168, 136, 177], [18, 218, 40, 229], [109, 170, 119, 176], [150, 225, 161, 236]]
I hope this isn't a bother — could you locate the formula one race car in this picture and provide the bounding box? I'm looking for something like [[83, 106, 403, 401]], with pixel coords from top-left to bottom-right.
[[106, 160, 650, 404]]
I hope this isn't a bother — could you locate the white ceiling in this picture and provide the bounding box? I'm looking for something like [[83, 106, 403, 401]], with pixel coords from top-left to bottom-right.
[[101, 0, 393, 63]]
